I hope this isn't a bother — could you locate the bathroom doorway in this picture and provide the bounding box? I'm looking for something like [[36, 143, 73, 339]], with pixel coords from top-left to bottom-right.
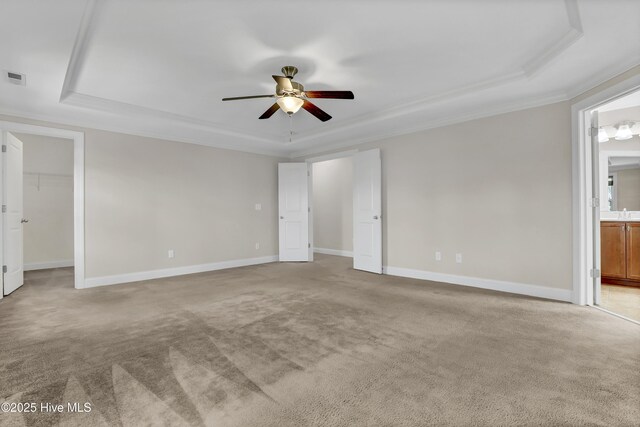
[[593, 89, 640, 322]]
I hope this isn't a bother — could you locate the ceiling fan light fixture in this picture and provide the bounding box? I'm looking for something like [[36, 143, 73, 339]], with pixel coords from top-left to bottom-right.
[[277, 96, 304, 115], [614, 123, 633, 140], [598, 127, 609, 143]]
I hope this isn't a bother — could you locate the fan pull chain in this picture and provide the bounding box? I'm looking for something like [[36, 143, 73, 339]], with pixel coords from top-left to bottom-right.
[[289, 114, 293, 143]]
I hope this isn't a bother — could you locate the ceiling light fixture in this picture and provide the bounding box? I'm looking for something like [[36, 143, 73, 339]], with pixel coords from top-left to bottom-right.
[[598, 127, 609, 143], [614, 122, 633, 140], [276, 96, 304, 115]]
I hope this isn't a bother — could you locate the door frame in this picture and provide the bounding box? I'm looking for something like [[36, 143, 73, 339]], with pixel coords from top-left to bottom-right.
[[0, 121, 85, 296], [571, 74, 640, 306]]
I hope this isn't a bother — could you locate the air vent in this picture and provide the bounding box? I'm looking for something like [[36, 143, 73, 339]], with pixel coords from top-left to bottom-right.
[[5, 71, 26, 86]]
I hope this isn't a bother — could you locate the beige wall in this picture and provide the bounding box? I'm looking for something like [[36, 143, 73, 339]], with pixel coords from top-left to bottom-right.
[[616, 168, 640, 211], [1, 114, 281, 280], [84, 129, 280, 277], [15, 133, 74, 266], [312, 157, 353, 253], [298, 102, 573, 290]]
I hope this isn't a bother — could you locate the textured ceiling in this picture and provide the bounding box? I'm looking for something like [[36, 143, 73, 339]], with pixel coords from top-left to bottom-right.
[[1, 0, 639, 157]]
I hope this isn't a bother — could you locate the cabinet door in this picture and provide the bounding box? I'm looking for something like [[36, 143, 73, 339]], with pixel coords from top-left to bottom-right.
[[626, 223, 640, 281], [601, 222, 626, 279]]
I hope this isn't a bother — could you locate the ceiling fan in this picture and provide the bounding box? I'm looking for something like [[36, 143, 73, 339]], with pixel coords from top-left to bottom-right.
[[222, 66, 354, 122]]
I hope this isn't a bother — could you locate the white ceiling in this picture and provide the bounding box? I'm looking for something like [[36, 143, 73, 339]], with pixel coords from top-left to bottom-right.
[[598, 90, 640, 113], [1, 0, 639, 157]]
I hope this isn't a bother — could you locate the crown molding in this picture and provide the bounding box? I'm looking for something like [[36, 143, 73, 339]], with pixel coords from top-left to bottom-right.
[[290, 91, 569, 159], [566, 58, 640, 101], [58, 0, 585, 153], [59, 0, 99, 102], [63, 91, 281, 144], [291, 0, 583, 146], [522, 0, 583, 78], [0, 106, 288, 157]]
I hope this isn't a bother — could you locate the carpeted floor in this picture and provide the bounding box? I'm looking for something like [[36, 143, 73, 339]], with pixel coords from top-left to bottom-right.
[[0, 254, 639, 426]]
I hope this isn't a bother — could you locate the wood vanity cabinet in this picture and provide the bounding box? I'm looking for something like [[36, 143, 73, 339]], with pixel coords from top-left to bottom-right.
[[601, 221, 640, 287]]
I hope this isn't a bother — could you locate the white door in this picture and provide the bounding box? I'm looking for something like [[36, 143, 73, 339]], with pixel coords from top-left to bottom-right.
[[3, 133, 24, 295], [278, 163, 310, 261], [353, 149, 382, 273], [591, 111, 602, 305]]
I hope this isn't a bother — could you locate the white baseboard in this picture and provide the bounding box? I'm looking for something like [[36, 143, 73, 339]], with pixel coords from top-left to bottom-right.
[[383, 266, 573, 302], [83, 255, 278, 289], [314, 247, 354, 258], [24, 260, 74, 271]]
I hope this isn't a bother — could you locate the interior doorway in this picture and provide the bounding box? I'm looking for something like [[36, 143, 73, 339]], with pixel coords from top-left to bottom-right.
[[592, 89, 640, 322], [18, 133, 75, 269], [308, 149, 382, 274], [0, 122, 84, 298], [311, 156, 354, 258], [277, 148, 382, 274], [573, 74, 640, 322]]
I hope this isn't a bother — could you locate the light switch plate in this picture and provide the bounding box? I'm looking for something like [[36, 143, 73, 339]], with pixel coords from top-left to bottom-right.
[[255, 203, 262, 211], [456, 253, 462, 263], [435, 251, 442, 261]]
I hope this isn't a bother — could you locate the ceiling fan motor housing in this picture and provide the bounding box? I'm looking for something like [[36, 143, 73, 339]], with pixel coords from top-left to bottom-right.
[[222, 65, 353, 122], [276, 81, 304, 96], [281, 66, 298, 79]]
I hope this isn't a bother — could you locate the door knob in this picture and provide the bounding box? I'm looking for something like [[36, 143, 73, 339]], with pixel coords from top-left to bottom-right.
[[280, 216, 284, 219], [373, 215, 379, 220], [21, 218, 29, 223]]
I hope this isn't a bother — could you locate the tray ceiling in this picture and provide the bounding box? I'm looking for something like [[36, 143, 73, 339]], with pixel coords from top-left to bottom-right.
[[1, 0, 639, 157]]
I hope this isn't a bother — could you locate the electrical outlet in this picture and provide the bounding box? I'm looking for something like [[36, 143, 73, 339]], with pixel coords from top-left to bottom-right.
[[168, 249, 175, 259], [435, 251, 442, 261], [255, 243, 260, 250], [255, 203, 262, 211], [456, 253, 462, 263]]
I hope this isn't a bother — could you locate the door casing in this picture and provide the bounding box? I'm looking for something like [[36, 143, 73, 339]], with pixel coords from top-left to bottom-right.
[[571, 74, 640, 306], [0, 122, 85, 298]]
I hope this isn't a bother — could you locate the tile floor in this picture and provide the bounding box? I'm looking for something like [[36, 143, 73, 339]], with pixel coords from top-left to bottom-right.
[[600, 283, 640, 322]]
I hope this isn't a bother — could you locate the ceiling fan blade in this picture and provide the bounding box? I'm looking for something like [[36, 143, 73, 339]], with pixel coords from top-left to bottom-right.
[[222, 95, 274, 101], [272, 75, 293, 92], [259, 103, 280, 119], [304, 91, 354, 99], [302, 100, 332, 122]]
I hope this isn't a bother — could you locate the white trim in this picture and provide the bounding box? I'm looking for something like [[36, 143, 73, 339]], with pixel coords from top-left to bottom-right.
[[384, 266, 573, 302], [0, 107, 288, 158], [0, 121, 85, 291], [571, 74, 640, 306], [304, 150, 358, 164], [566, 59, 640, 100], [83, 255, 278, 288], [314, 247, 354, 258], [59, 0, 99, 102], [290, 91, 568, 158], [51, 0, 594, 157], [24, 260, 74, 271]]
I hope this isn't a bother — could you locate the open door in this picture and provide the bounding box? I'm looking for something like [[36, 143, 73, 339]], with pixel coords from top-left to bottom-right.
[[278, 163, 310, 262], [353, 149, 382, 273], [590, 111, 602, 305], [3, 132, 24, 295]]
